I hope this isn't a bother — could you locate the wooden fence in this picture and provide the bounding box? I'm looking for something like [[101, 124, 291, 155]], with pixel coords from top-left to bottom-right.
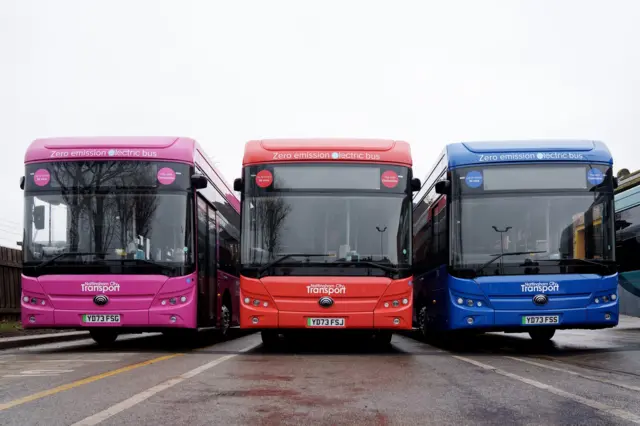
[[0, 246, 22, 320]]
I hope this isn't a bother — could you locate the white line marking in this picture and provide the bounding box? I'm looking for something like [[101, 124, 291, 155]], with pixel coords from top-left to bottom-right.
[[505, 356, 640, 393], [453, 355, 640, 424], [3, 374, 59, 378], [70, 343, 259, 426]]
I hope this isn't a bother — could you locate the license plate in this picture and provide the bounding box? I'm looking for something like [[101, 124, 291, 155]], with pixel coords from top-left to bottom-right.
[[306, 318, 345, 327], [521, 315, 559, 325], [82, 314, 121, 323]]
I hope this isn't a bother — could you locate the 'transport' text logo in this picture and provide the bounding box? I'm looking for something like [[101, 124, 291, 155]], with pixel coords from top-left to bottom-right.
[[521, 281, 559, 293], [81, 281, 121, 292], [306, 283, 346, 295]]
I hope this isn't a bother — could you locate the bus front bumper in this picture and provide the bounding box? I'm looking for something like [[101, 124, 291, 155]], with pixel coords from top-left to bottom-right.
[[448, 303, 619, 331], [240, 305, 413, 330]]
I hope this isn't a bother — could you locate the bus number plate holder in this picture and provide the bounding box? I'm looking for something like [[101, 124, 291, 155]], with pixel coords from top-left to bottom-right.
[[82, 314, 121, 323], [306, 318, 345, 327], [521, 315, 559, 325]]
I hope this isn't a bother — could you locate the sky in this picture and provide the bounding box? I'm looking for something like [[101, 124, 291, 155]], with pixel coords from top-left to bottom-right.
[[1, 0, 639, 249]]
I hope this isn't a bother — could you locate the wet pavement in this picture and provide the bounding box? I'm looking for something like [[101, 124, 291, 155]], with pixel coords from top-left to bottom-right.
[[1, 317, 640, 425]]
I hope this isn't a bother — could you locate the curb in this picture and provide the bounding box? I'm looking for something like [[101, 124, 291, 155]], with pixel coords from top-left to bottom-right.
[[0, 331, 90, 350]]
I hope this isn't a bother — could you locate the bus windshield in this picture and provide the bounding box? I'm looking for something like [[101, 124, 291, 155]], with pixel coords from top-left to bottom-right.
[[22, 160, 194, 276], [240, 164, 412, 275], [450, 165, 615, 276]]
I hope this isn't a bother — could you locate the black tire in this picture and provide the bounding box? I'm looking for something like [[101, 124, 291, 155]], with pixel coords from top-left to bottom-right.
[[372, 330, 393, 346], [261, 330, 279, 348], [220, 303, 231, 337], [529, 328, 556, 342], [90, 329, 118, 346], [418, 306, 429, 339]]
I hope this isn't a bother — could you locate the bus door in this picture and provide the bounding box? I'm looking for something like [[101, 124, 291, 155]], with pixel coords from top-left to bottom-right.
[[197, 196, 217, 326]]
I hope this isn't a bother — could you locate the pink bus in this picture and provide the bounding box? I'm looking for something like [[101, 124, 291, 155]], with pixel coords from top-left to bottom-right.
[[19, 137, 240, 345]]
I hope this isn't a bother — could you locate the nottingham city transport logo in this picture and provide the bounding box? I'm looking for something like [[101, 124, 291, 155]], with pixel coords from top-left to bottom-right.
[[306, 283, 346, 295], [521, 281, 559, 293], [81, 281, 121, 292]]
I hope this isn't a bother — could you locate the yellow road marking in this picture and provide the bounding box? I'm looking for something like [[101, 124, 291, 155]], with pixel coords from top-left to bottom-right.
[[0, 353, 181, 411]]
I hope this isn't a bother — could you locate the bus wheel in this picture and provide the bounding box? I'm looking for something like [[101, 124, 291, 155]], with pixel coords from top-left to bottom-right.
[[220, 304, 231, 336], [529, 328, 556, 342], [418, 306, 429, 339], [261, 330, 279, 348], [90, 329, 118, 346], [373, 331, 393, 347]]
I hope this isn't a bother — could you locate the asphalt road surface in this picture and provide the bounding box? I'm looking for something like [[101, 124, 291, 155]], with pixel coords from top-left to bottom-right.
[[2, 317, 640, 425]]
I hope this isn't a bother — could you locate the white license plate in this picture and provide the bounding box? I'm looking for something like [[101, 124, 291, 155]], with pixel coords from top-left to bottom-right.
[[522, 315, 559, 325], [306, 317, 345, 327], [82, 314, 121, 323]]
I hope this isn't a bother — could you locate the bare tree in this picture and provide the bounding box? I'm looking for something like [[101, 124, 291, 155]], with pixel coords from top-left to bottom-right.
[[253, 195, 291, 258]]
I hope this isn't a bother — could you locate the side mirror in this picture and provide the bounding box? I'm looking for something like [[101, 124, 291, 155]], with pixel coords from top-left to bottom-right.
[[233, 178, 243, 192], [33, 205, 45, 230], [410, 178, 421, 192], [435, 179, 450, 195], [191, 174, 208, 189], [20, 176, 25, 190]]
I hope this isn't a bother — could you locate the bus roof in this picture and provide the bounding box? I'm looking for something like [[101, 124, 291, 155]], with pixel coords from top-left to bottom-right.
[[25, 136, 198, 163], [444, 139, 613, 168], [25, 136, 239, 212], [241, 138, 412, 166]]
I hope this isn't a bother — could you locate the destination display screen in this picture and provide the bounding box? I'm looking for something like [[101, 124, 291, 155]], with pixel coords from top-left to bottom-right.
[[274, 166, 382, 190], [483, 166, 588, 190], [24, 161, 192, 191], [457, 164, 611, 192], [246, 164, 409, 193]]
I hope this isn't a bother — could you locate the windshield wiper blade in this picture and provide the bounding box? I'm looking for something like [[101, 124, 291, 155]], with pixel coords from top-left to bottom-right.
[[115, 258, 178, 274], [331, 261, 407, 274], [475, 251, 546, 274], [531, 258, 616, 269], [258, 253, 330, 276], [35, 252, 108, 269]]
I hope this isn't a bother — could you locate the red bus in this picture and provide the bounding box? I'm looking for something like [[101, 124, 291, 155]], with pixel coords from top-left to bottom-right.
[[233, 139, 421, 346]]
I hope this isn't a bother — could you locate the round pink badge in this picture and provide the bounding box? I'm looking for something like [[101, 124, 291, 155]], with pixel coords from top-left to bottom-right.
[[381, 170, 399, 188], [157, 167, 176, 185], [33, 169, 51, 187]]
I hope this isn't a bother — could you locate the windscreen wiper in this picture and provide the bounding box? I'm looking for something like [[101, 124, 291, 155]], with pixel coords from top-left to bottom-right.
[[330, 260, 408, 274], [258, 253, 331, 276], [475, 251, 546, 274], [531, 258, 616, 271], [35, 252, 108, 270], [115, 258, 178, 274]]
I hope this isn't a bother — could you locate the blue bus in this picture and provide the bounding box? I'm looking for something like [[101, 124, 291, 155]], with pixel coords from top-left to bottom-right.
[[412, 140, 619, 342], [614, 171, 640, 311]]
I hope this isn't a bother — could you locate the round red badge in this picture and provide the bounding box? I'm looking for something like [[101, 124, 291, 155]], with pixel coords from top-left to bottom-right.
[[256, 170, 273, 188], [381, 170, 399, 188]]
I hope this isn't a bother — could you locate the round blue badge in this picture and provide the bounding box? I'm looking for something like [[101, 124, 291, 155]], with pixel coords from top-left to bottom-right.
[[587, 168, 604, 185], [465, 171, 483, 188]]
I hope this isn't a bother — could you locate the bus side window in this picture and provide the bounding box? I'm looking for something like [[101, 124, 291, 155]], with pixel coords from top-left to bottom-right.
[[616, 205, 640, 273], [218, 214, 239, 275]]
